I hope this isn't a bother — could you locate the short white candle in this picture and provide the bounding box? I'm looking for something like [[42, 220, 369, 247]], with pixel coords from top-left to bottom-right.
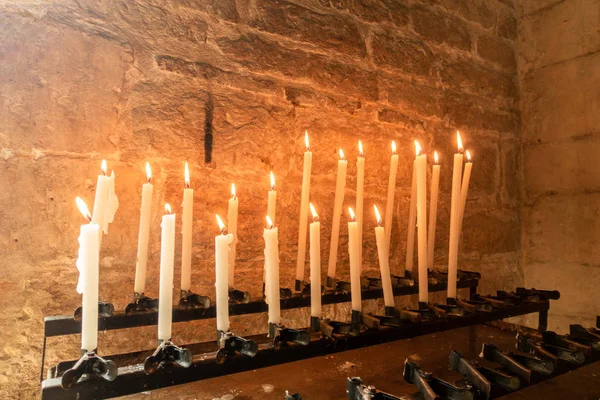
[[309, 203, 322, 318], [414, 141, 428, 304], [348, 207, 361, 312], [406, 165, 416, 273], [457, 151, 473, 238], [158, 204, 176, 342], [264, 216, 281, 326], [326, 149, 347, 282], [374, 205, 394, 308], [356, 141, 365, 274], [91, 160, 119, 238], [227, 184, 239, 288], [427, 153, 441, 269], [134, 163, 153, 294], [215, 215, 234, 332], [384, 141, 399, 253], [181, 162, 194, 292], [448, 132, 464, 299], [296, 132, 313, 285], [75, 197, 100, 352]]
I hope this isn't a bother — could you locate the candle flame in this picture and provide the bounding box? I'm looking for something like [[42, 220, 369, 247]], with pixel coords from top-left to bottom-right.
[[231, 183, 236, 198], [374, 205, 382, 226], [358, 140, 364, 157], [145, 162, 152, 183], [101, 159, 107, 176], [339, 148, 345, 160], [434, 151, 439, 165], [266, 215, 274, 229], [348, 207, 356, 221], [216, 214, 227, 234], [414, 140, 422, 157], [457, 131, 464, 153], [270, 171, 275, 190], [75, 197, 92, 222], [466, 150, 472, 162], [391, 141, 397, 155], [309, 202, 319, 222], [184, 162, 190, 188], [304, 131, 310, 150], [165, 203, 172, 214]]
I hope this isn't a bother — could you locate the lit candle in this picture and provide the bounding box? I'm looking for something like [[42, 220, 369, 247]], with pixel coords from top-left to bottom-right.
[[309, 203, 322, 318], [414, 141, 428, 304], [326, 149, 348, 282], [384, 141, 399, 253], [457, 151, 473, 238], [263, 216, 281, 326], [406, 157, 417, 273], [215, 215, 234, 332], [91, 159, 119, 238], [267, 171, 277, 223], [348, 207, 361, 312], [158, 204, 176, 342], [356, 141, 365, 274], [448, 132, 464, 300], [227, 184, 238, 288], [75, 197, 100, 352], [374, 205, 394, 308], [296, 131, 313, 286], [181, 162, 193, 292], [427, 152, 441, 269], [134, 163, 153, 295]]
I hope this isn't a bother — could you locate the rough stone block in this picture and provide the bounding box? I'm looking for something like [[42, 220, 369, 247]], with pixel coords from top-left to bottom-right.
[[425, 0, 497, 29], [411, 6, 472, 51], [498, 9, 517, 40], [327, 0, 410, 26], [371, 32, 435, 77], [514, 0, 563, 16], [477, 35, 516, 70]]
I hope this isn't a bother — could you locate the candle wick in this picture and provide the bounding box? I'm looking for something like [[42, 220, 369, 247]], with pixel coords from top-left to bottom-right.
[[313, 216, 319, 223], [221, 228, 227, 235], [458, 148, 464, 154]]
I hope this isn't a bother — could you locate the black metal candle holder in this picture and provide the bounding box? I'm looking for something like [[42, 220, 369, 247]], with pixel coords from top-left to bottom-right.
[[402, 362, 472, 400], [178, 290, 211, 310], [143, 340, 192, 374], [229, 288, 251, 304], [60, 351, 117, 389], [310, 316, 361, 338], [125, 293, 158, 315], [300, 282, 326, 297], [268, 323, 310, 349], [73, 301, 114, 320], [262, 282, 293, 300], [351, 310, 381, 330], [216, 330, 258, 364], [375, 306, 422, 327]]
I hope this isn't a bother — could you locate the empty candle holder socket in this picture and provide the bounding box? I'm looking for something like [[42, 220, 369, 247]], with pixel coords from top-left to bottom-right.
[[178, 290, 211, 310], [143, 340, 192, 374], [60, 351, 117, 389], [228, 288, 250, 304], [268, 323, 310, 349], [216, 330, 258, 364], [74, 301, 114, 320], [125, 293, 158, 315]]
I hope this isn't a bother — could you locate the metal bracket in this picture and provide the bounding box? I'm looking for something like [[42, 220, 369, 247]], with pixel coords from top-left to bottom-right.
[[310, 316, 360, 338], [216, 330, 258, 364], [449, 350, 492, 400], [125, 293, 159, 314], [346, 377, 402, 400], [403, 360, 474, 400], [74, 301, 114, 320], [143, 340, 192, 374], [228, 288, 250, 304], [178, 290, 211, 310], [352, 310, 381, 330], [268, 323, 310, 349], [61, 352, 117, 389], [481, 343, 532, 385]]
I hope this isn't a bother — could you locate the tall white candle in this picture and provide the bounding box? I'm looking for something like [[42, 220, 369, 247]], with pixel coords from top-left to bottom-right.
[[75, 197, 100, 352], [264, 216, 281, 326], [374, 205, 394, 308], [227, 184, 239, 288], [348, 207, 361, 312], [406, 163, 417, 272], [134, 163, 153, 294], [215, 215, 234, 332], [91, 160, 119, 237], [414, 141, 428, 304], [267, 172, 277, 223], [326, 149, 347, 281], [457, 151, 473, 238], [309, 204, 322, 318], [384, 141, 399, 253], [158, 204, 176, 342], [296, 132, 313, 285], [427, 152, 441, 270], [356, 141, 365, 274], [181, 162, 193, 292], [448, 132, 464, 299]]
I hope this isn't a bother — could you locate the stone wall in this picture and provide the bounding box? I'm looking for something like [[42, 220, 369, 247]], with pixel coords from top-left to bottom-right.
[[0, 0, 519, 396], [517, 0, 600, 333]]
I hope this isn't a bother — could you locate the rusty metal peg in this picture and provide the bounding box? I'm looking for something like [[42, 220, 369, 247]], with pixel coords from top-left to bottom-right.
[[481, 343, 532, 385], [61, 351, 117, 389], [403, 360, 474, 400], [449, 350, 492, 400]]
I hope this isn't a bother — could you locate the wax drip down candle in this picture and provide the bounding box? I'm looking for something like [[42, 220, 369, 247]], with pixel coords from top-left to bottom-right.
[[309, 203, 322, 318], [227, 184, 239, 288], [134, 163, 153, 295], [91, 159, 119, 239], [264, 216, 281, 326]]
